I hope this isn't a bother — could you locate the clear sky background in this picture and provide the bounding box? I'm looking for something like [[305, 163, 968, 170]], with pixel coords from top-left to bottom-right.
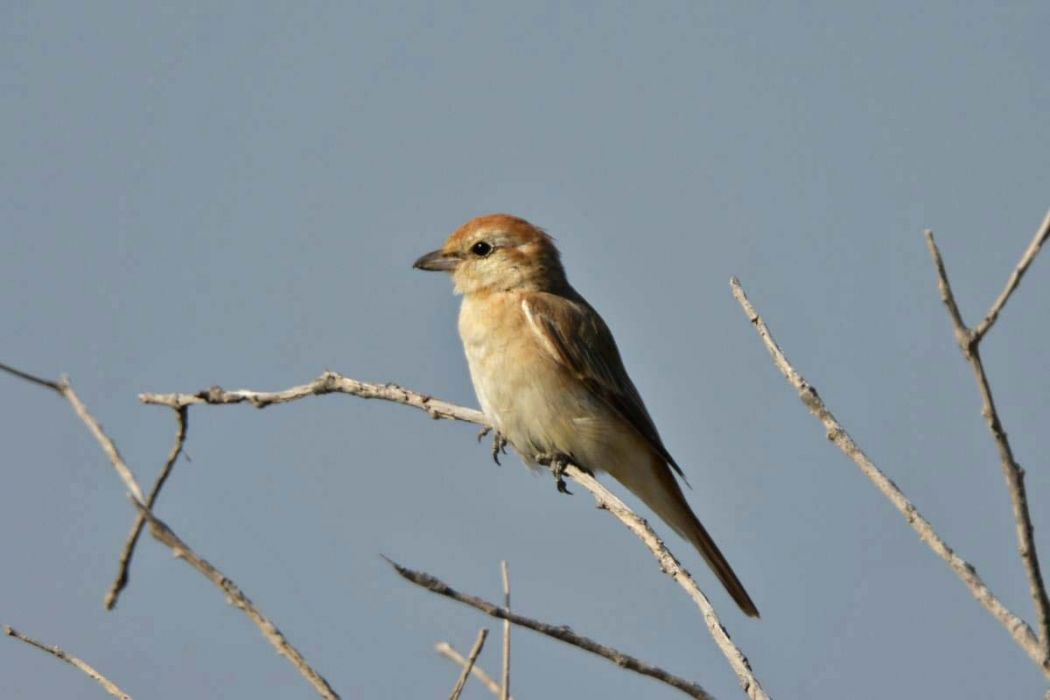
[[2, 3, 1049, 699]]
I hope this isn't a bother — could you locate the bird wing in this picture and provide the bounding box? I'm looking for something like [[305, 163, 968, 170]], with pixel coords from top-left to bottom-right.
[[520, 292, 685, 479]]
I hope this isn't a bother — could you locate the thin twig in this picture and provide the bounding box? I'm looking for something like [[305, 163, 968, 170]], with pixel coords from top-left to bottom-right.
[[730, 277, 1050, 678], [925, 227, 1050, 660], [924, 235, 972, 349], [973, 209, 1050, 342], [146, 372, 766, 698], [435, 642, 509, 698], [4, 625, 132, 700], [0, 361, 63, 391], [140, 372, 486, 425], [387, 558, 716, 700], [500, 561, 511, 700], [0, 365, 146, 502], [133, 501, 341, 700], [0, 365, 341, 699], [63, 384, 146, 500], [105, 405, 189, 609], [449, 628, 489, 700]]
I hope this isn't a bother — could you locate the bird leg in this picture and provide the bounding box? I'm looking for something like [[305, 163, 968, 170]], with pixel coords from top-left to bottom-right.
[[536, 453, 574, 495], [478, 426, 508, 465]]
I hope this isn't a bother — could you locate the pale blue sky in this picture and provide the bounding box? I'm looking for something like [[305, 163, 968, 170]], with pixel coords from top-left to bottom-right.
[[2, 3, 1048, 698]]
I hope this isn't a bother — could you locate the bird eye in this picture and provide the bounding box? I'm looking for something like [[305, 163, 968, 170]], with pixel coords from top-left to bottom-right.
[[471, 241, 493, 257]]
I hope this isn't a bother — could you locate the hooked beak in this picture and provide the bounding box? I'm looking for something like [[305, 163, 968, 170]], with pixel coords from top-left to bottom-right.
[[412, 249, 460, 272]]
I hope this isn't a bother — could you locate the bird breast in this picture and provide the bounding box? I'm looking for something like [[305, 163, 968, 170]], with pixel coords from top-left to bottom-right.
[[458, 292, 604, 463]]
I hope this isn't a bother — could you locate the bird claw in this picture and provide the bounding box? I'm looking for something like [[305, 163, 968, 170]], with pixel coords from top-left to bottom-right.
[[537, 453, 573, 495], [480, 428, 508, 465], [492, 433, 508, 465]]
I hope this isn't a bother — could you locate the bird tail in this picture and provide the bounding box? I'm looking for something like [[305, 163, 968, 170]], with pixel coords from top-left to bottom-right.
[[614, 454, 760, 618]]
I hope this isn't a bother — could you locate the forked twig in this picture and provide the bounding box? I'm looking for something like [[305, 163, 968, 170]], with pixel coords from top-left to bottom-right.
[[0, 364, 341, 699], [730, 276, 1050, 678], [925, 213, 1050, 660]]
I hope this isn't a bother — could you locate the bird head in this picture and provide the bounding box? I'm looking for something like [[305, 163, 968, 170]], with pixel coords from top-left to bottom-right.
[[413, 214, 567, 295]]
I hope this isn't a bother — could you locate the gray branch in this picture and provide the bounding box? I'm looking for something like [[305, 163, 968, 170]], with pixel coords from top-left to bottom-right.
[[4, 625, 132, 700], [730, 274, 1050, 679], [141, 372, 768, 699], [388, 558, 716, 700], [0, 364, 342, 700], [925, 211, 1050, 661]]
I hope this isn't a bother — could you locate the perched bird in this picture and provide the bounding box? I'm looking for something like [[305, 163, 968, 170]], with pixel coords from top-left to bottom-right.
[[414, 214, 759, 617]]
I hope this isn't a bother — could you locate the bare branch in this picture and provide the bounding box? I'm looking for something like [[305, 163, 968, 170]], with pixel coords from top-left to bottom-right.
[[0, 361, 63, 391], [133, 501, 341, 700], [140, 372, 486, 425], [9, 363, 761, 695], [4, 625, 132, 700], [500, 561, 511, 700], [448, 628, 488, 700], [730, 277, 1050, 679], [925, 228, 1050, 660], [566, 467, 766, 698], [148, 373, 767, 698], [923, 231, 973, 350], [0, 364, 341, 699], [0, 366, 146, 502], [105, 405, 189, 609], [387, 558, 717, 700], [435, 642, 509, 699], [973, 209, 1050, 341]]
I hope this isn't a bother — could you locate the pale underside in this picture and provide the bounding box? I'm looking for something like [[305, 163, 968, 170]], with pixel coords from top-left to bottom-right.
[[459, 289, 660, 479]]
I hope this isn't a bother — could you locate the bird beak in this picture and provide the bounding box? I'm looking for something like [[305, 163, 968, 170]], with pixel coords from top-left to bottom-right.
[[412, 249, 460, 272]]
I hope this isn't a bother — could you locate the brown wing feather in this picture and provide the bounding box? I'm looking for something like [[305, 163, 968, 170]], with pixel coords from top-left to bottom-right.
[[523, 291, 759, 616], [521, 292, 686, 479]]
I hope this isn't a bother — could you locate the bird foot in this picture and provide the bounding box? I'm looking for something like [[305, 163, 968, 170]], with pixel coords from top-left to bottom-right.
[[537, 453, 574, 495], [478, 427, 508, 465]]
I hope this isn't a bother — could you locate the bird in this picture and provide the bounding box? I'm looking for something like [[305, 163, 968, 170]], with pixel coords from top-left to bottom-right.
[[413, 213, 759, 617]]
